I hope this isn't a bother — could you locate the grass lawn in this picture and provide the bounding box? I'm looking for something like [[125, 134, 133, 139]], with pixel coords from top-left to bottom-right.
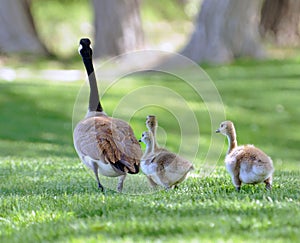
[[0, 58, 299, 242]]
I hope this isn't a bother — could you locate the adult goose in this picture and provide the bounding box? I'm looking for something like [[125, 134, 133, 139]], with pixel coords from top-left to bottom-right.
[[73, 38, 142, 192]]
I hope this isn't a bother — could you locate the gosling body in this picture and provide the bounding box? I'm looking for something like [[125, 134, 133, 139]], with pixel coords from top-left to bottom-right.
[[139, 131, 193, 189], [216, 121, 274, 191]]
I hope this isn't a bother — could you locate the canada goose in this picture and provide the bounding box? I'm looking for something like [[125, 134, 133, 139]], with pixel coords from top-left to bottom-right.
[[145, 115, 167, 153], [139, 131, 194, 189], [73, 38, 142, 192], [216, 121, 274, 191]]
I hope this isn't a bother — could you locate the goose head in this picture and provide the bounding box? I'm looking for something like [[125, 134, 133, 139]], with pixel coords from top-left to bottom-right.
[[78, 38, 92, 59], [216, 120, 235, 136]]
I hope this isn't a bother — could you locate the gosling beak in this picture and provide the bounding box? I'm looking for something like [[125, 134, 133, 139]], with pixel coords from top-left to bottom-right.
[[215, 129, 220, 133]]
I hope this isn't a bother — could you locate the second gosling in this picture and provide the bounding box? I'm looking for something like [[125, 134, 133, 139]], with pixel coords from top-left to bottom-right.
[[145, 115, 167, 153], [139, 131, 194, 189]]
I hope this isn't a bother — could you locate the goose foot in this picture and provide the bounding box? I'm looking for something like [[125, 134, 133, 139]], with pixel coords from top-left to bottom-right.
[[98, 182, 104, 192]]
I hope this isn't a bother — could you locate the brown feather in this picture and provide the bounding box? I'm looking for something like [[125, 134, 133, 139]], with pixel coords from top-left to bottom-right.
[[74, 114, 142, 174]]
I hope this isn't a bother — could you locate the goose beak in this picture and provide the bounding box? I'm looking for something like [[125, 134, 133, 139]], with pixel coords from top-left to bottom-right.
[[215, 129, 220, 133]]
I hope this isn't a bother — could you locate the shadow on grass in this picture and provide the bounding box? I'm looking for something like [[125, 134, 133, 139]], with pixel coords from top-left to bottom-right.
[[0, 81, 77, 158]]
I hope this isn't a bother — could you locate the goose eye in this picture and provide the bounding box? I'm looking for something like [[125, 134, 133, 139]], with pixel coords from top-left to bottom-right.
[[221, 124, 224, 128]]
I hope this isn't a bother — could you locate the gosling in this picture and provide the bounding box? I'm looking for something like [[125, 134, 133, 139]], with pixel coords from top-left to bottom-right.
[[139, 131, 194, 189], [145, 115, 167, 153], [216, 121, 274, 191]]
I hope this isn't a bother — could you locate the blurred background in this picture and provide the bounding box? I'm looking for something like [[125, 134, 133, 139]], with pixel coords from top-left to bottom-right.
[[1, 0, 300, 64]]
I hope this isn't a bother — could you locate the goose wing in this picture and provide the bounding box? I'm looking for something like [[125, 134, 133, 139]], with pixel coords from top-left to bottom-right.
[[74, 115, 142, 174]]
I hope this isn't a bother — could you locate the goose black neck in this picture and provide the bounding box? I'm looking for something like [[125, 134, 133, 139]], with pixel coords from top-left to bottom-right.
[[82, 56, 103, 112], [82, 57, 94, 76]]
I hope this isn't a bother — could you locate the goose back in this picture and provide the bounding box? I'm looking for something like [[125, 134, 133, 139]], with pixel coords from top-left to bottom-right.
[[74, 114, 142, 175]]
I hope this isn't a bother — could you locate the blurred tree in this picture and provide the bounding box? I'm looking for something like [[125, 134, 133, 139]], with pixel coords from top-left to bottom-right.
[[0, 0, 48, 55], [260, 0, 300, 46], [181, 0, 264, 63], [92, 0, 144, 58]]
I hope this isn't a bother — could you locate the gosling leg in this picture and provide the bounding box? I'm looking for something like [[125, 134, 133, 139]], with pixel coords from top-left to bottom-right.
[[264, 176, 272, 190], [232, 175, 241, 192], [147, 176, 158, 188]]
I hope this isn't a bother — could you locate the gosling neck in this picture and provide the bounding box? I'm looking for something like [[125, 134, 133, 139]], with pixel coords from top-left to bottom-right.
[[145, 138, 155, 155], [151, 126, 159, 150], [226, 127, 237, 154]]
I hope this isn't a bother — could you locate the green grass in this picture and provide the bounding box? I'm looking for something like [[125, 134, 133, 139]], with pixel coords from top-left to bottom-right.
[[1, 58, 300, 242]]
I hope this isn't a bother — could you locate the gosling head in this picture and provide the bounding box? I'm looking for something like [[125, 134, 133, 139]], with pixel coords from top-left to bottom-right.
[[138, 131, 153, 145], [146, 115, 157, 130], [216, 120, 235, 136]]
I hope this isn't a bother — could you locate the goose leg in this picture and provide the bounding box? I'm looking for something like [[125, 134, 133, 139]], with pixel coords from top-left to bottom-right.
[[117, 174, 126, 193], [173, 185, 179, 190], [264, 176, 272, 190], [92, 162, 104, 192]]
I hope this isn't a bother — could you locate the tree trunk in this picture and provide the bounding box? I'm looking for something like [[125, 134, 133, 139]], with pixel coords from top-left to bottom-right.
[[260, 0, 300, 46], [92, 0, 144, 58], [0, 0, 48, 55], [181, 0, 265, 64]]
